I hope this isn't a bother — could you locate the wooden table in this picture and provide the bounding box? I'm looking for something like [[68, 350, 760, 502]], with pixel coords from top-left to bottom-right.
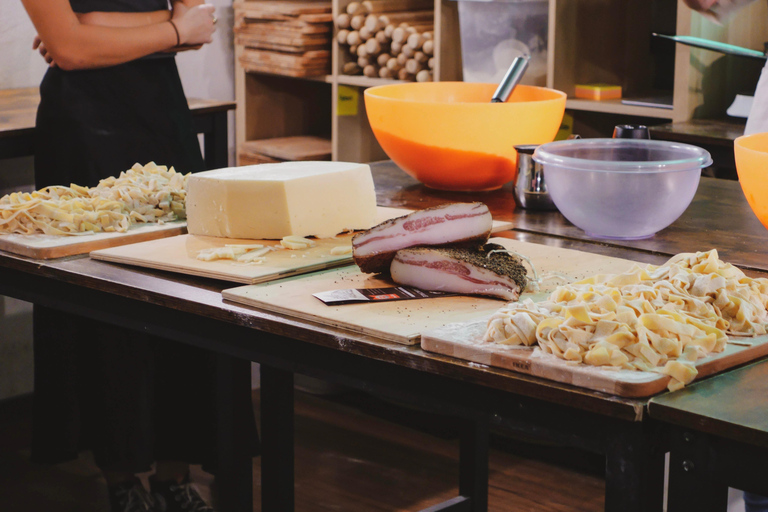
[[649, 361, 768, 512], [1, 161, 767, 512], [649, 119, 746, 180], [0, 87, 235, 170]]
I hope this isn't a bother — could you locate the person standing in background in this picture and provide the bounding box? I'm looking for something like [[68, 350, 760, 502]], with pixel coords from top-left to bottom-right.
[[683, 0, 768, 135], [19, 1, 259, 511]]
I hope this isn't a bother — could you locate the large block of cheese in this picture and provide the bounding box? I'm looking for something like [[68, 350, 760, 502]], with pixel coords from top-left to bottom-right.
[[186, 161, 378, 239]]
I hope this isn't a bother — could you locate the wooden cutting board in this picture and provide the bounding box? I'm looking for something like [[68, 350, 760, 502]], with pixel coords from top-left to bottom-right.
[[91, 232, 356, 284], [224, 238, 768, 395], [0, 221, 185, 260], [422, 322, 768, 398], [414, 239, 768, 397], [90, 209, 514, 284], [222, 265, 509, 345], [240, 48, 330, 69], [221, 237, 637, 345], [233, 0, 332, 17], [240, 136, 332, 161]]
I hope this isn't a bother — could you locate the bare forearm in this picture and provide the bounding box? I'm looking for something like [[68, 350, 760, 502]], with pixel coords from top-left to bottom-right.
[[22, 0, 215, 70]]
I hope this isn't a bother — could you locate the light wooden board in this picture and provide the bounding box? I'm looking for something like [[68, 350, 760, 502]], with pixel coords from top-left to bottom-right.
[[0, 221, 186, 260], [220, 237, 637, 346], [91, 233, 356, 284], [422, 321, 768, 398], [239, 58, 330, 77], [222, 265, 509, 345], [90, 209, 514, 285], [237, 21, 332, 36], [233, 0, 332, 16], [224, 238, 768, 395], [241, 136, 332, 161], [415, 239, 768, 397], [234, 36, 328, 53], [240, 48, 330, 69]]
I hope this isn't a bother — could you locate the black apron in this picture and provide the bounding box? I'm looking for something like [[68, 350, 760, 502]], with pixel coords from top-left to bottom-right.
[[31, 2, 257, 472]]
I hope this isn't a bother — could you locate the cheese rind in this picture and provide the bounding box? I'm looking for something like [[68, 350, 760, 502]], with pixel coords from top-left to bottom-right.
[[186, 161, 378, 239]]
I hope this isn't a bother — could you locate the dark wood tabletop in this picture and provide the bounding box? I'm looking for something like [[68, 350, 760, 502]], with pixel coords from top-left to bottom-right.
[[2, 160, 767, 512], [0, 86, 236, 140], [371, 160, 768, 273], [1, 161, 766, 422], [648, 120, 747, 148], [649, 359, 768, 449]]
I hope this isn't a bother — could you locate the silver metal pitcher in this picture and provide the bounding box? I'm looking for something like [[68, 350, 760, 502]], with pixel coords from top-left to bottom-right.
[[514, 144, 557, 211]]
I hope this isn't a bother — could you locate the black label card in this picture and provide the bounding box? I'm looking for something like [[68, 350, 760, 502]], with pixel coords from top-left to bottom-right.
[[313, 286, 457, 305]]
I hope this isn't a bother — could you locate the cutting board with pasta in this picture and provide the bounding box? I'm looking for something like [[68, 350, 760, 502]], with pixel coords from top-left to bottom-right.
[[224, 237, 768, 392], [0, 221, 186, 260], [90, 208, 514, 285], [421, 321, 768, 397], [415, 240, 768, 397], [220, 238, 643, 346]]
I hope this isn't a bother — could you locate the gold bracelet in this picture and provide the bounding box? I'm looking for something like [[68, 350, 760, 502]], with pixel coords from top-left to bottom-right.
[[168, 20, 180, 46]]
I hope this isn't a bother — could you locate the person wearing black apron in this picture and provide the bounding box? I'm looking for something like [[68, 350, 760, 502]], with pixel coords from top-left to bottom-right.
[[20, 1, 258, 511]]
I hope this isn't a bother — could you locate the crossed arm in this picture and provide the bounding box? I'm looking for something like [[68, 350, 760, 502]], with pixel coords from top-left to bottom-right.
[[21, 0, 216, 70]]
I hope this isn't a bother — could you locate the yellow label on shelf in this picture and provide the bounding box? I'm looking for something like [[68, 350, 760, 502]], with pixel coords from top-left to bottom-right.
[[337, 85, 359, 116], [555, 112, 574, 140]]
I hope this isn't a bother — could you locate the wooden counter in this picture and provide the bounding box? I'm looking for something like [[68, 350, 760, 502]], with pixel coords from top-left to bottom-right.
[[0, 87, 235, 169], [1, 161, 767, 512]]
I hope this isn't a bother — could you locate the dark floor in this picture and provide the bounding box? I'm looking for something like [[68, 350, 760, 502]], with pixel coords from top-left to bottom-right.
[[0, 388, 606, 511]]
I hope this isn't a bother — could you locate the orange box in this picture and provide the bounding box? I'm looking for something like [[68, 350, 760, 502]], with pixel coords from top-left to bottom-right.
[[574, 84, 622, 101]]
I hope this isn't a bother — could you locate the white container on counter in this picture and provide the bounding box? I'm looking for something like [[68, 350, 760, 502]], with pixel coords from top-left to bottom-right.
[[455, 0, 548, 86]]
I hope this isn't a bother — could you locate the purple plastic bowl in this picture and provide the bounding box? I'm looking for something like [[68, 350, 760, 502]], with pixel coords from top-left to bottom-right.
[[533, 139, 712, 239]]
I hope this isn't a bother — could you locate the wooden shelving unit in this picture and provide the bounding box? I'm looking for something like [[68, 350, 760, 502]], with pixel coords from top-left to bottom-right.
[[235, 0, 461, 166], [235, 0, 768, 165], [548, 0, 768, 124]]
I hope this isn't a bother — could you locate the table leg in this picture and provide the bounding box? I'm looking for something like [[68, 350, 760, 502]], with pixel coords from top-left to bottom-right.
[[204, 111, 229, 170], [260, 365, 295, 511], [667, 429, 729, 512], [459, 416, 489, 511], [215, 354, 254, 512], [605, 422, 665, 512]]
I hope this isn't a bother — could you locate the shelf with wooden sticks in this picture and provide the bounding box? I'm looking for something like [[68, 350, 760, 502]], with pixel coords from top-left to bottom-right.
[[234, 0, 462, 166]]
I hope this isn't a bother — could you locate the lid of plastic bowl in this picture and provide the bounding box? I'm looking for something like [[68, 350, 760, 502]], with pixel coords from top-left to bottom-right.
[[532, 138, 713, 173]]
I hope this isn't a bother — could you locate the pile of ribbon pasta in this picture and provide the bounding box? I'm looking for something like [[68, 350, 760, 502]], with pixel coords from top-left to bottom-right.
[[0, 162, 188, 236], [483, 250, 768, 391]]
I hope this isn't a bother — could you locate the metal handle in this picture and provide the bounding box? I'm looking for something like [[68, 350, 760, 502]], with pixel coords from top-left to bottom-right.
[[491, 55, 530, 103]]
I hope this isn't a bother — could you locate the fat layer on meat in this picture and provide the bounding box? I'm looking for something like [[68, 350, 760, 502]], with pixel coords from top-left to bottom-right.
[[390, 243, 527, 301], [352, 202, 492, 274]]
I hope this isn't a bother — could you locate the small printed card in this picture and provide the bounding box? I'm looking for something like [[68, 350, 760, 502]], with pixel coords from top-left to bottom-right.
[[313, 286, 457, 305]]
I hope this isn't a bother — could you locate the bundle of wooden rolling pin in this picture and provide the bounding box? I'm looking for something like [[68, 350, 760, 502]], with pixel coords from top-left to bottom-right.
[[336, 0, 434, 82]]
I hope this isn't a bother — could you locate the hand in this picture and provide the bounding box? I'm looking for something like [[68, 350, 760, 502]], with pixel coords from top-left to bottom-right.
[[171, 3, 216, 46], [682, 0, 719, 11], [32, 35, 56, 67]]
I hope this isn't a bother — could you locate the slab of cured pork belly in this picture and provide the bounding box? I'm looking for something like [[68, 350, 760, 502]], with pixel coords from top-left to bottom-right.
[[352, 202, 493, 274], [390, 243, 528, 301]]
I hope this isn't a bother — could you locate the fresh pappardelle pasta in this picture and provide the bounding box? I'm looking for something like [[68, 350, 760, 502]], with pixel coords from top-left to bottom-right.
[[0, 162, 188, 236], [483, 250, 768, 391]]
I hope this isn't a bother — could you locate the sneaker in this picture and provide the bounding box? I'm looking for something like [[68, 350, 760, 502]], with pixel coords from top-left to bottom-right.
[[109, 478, 157, 512], [150, 473, 215, 512]]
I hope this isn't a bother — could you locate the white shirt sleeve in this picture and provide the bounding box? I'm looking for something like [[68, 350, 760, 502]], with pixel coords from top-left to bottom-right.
[[745, 59, 768, 135]]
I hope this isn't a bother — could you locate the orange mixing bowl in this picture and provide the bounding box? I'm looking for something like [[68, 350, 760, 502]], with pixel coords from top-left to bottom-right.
[[734, 132, 768, 231], [364, 82, 566, 191]]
